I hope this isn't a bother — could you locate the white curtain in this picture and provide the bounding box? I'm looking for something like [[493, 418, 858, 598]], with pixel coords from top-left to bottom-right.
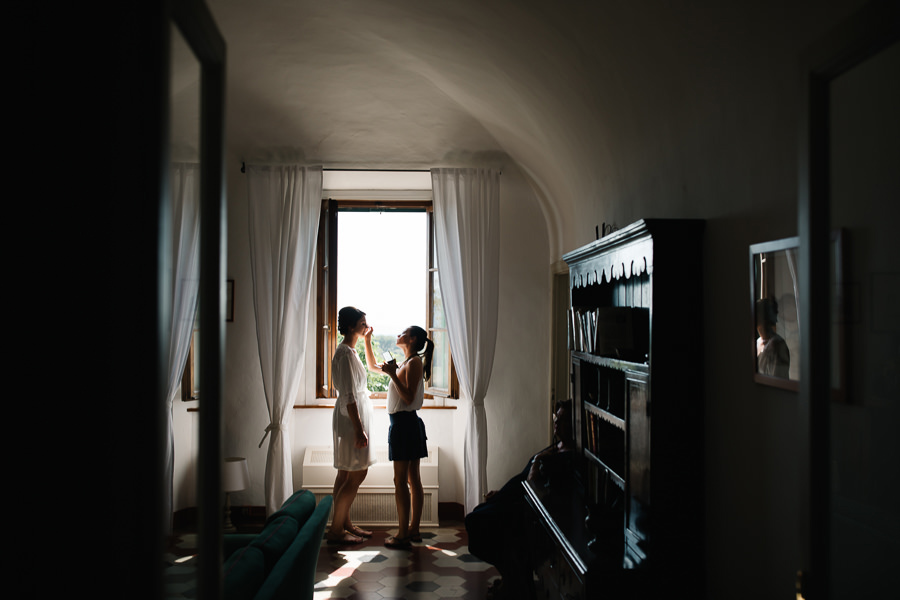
[[247, 164, 323, 515], [164, 162, 201, 533], [431, 167, 500, 513]]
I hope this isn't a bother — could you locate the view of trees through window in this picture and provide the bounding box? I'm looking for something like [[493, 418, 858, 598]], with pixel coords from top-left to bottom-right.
[[337, 209, 427, 392]]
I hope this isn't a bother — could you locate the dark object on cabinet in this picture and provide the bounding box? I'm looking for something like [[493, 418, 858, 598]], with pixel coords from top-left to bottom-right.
[[525, 218, 705, 599]]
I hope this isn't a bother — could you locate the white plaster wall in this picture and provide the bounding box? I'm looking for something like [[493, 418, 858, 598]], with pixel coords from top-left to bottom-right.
[[485, 162, 554, 491], [171, 398, 197, 512]]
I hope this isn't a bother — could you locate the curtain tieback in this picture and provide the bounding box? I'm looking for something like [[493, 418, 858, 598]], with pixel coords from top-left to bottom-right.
[[258, 423, 283, 448]]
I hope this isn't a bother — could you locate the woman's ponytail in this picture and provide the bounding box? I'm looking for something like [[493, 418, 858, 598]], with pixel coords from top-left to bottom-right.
[[409, 325, 434, 381], [422, 338, 434, 382]]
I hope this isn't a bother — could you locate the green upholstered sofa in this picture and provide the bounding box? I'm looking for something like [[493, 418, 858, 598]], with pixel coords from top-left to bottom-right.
[[223, 489, 332, 600]]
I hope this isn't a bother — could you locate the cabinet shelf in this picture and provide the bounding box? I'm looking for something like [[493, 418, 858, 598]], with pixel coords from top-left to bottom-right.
[[584, 402, 625, 430], [580, 400, 625, 482], [584, 450, 625, 490], [572, 351, 649, 374]]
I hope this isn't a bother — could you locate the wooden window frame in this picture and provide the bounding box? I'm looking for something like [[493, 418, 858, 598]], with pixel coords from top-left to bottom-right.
[[181, 318, 201, 401], [316, 199, 338, 398], [426, 210, 459, 401], [315, 199, 457, 402]]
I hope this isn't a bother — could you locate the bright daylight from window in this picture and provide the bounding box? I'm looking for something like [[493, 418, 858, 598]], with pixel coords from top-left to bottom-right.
[[337, 209, 427, 390]]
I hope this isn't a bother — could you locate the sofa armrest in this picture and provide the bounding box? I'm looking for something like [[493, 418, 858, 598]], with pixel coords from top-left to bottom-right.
[[254, 495, 333, 600]]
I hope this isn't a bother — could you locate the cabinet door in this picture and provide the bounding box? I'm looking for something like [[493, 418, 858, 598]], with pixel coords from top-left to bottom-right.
[[625, 372, 650, 564]]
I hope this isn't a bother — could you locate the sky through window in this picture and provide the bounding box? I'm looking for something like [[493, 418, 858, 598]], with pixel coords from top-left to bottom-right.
[[336, 210, 427, 338]]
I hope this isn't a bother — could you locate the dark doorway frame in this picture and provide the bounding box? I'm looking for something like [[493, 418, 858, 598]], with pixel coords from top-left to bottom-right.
[[797, 1, 899, 598], [111, 0, 226, 598]]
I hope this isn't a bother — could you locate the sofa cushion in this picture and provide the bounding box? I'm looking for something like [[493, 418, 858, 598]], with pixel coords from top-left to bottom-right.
[[223, 533, 259, 560], [265, 489, 316, 527], [250, 515, 300, 572], [255, 495, 333, 600], [223, 545, 266, 600]]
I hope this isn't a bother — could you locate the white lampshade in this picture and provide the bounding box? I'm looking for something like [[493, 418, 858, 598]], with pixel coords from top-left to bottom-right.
[[223, 457, 250, 493]]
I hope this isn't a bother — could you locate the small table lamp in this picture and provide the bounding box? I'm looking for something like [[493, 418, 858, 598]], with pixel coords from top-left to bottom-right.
[[223, 457, 250, 532]]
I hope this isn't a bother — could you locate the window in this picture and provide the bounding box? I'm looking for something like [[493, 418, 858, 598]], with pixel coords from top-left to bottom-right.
[[316, 199, 457, 403], [181, 309, 200, 401]]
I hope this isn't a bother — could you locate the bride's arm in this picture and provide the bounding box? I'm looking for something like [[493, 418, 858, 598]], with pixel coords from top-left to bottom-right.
[[363, 327, 385, 374]]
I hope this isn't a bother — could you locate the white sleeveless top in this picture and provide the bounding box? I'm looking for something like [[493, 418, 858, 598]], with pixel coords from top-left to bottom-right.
[[387, 371, 424, 414]]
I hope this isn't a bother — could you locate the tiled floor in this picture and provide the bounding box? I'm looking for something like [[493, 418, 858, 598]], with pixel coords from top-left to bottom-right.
[[165, 523, 500, 600]]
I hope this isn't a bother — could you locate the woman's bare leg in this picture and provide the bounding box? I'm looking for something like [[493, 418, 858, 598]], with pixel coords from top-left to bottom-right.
[[328, 470, 350, 538], [392, 460, 411, 540], [341, 469, 368, 533], [328, 468, 368, 542], [407, 460, 423, 539]]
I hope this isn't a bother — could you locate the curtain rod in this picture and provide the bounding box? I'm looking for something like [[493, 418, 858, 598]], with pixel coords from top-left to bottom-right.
[[240, 163, 429, 174], [240, 163, 499, 174], [323, 168, 432, 172]]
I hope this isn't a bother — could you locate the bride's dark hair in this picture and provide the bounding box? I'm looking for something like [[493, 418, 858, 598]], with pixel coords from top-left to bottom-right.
[[337, 306, 366, 335], [408, 325, 435, 381]]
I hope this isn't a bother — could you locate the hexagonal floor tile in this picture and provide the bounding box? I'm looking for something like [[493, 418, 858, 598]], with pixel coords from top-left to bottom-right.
[[432, 545, 496, 571]]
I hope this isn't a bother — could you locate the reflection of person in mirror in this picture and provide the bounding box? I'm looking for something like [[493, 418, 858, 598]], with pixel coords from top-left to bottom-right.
[[756, 297, 790, 378]]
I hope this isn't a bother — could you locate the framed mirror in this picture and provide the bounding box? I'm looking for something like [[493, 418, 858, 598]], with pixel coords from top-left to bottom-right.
[[170, 0, 226, 597], [750, 236, 801, 390]]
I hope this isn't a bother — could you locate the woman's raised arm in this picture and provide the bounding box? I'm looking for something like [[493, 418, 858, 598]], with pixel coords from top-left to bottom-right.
[[363, 326, 386, 374]]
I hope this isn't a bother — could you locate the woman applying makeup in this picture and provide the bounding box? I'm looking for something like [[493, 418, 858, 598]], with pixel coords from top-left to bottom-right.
[[365, 325, 434, 549]]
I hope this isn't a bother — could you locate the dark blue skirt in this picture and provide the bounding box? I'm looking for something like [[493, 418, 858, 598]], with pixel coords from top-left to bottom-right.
[[388, 411, 428, 461]]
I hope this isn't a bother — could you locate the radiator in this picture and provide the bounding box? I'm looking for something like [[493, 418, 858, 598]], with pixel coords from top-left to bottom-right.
[[301, 445, 439, 527]]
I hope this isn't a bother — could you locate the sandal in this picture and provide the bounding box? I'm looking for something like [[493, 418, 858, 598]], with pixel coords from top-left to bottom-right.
[[347, 525, 373, 538], [384, 535, 412, 550], [408, 532, 423, 543], [325, 531, 363, 545]]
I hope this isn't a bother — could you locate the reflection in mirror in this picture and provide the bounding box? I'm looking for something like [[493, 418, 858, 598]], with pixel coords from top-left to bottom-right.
[[167, 3, 226, 595], [166, 16, 203, 547], [170, 22, 200, 163], [750, 237, 800, 389], [170, 22, 202, 400]]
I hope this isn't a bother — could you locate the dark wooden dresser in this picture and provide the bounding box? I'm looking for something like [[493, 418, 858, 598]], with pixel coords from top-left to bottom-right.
[[525, 219, 706, 600]]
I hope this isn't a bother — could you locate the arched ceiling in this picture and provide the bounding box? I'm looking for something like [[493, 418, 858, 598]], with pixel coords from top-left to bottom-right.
[[199, 0, 641, 259], [195, 0, 859, 261]]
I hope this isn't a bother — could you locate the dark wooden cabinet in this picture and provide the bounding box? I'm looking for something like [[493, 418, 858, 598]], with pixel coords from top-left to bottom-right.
[[525, 218, 705, 599]]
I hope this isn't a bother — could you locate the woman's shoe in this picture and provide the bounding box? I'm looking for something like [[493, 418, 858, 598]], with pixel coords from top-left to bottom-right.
[[384, 535, 412, 550], [347, 525, 373, 538]]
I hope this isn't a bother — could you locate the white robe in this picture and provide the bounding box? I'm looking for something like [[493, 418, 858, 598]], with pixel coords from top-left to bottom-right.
[[331, 343, 376, 471]]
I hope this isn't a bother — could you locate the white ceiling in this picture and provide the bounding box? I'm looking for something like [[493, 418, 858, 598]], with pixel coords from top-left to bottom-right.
[[175, 0, 620, 254], [207, 0, 521, 165], [171, 0, 863, 259]]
